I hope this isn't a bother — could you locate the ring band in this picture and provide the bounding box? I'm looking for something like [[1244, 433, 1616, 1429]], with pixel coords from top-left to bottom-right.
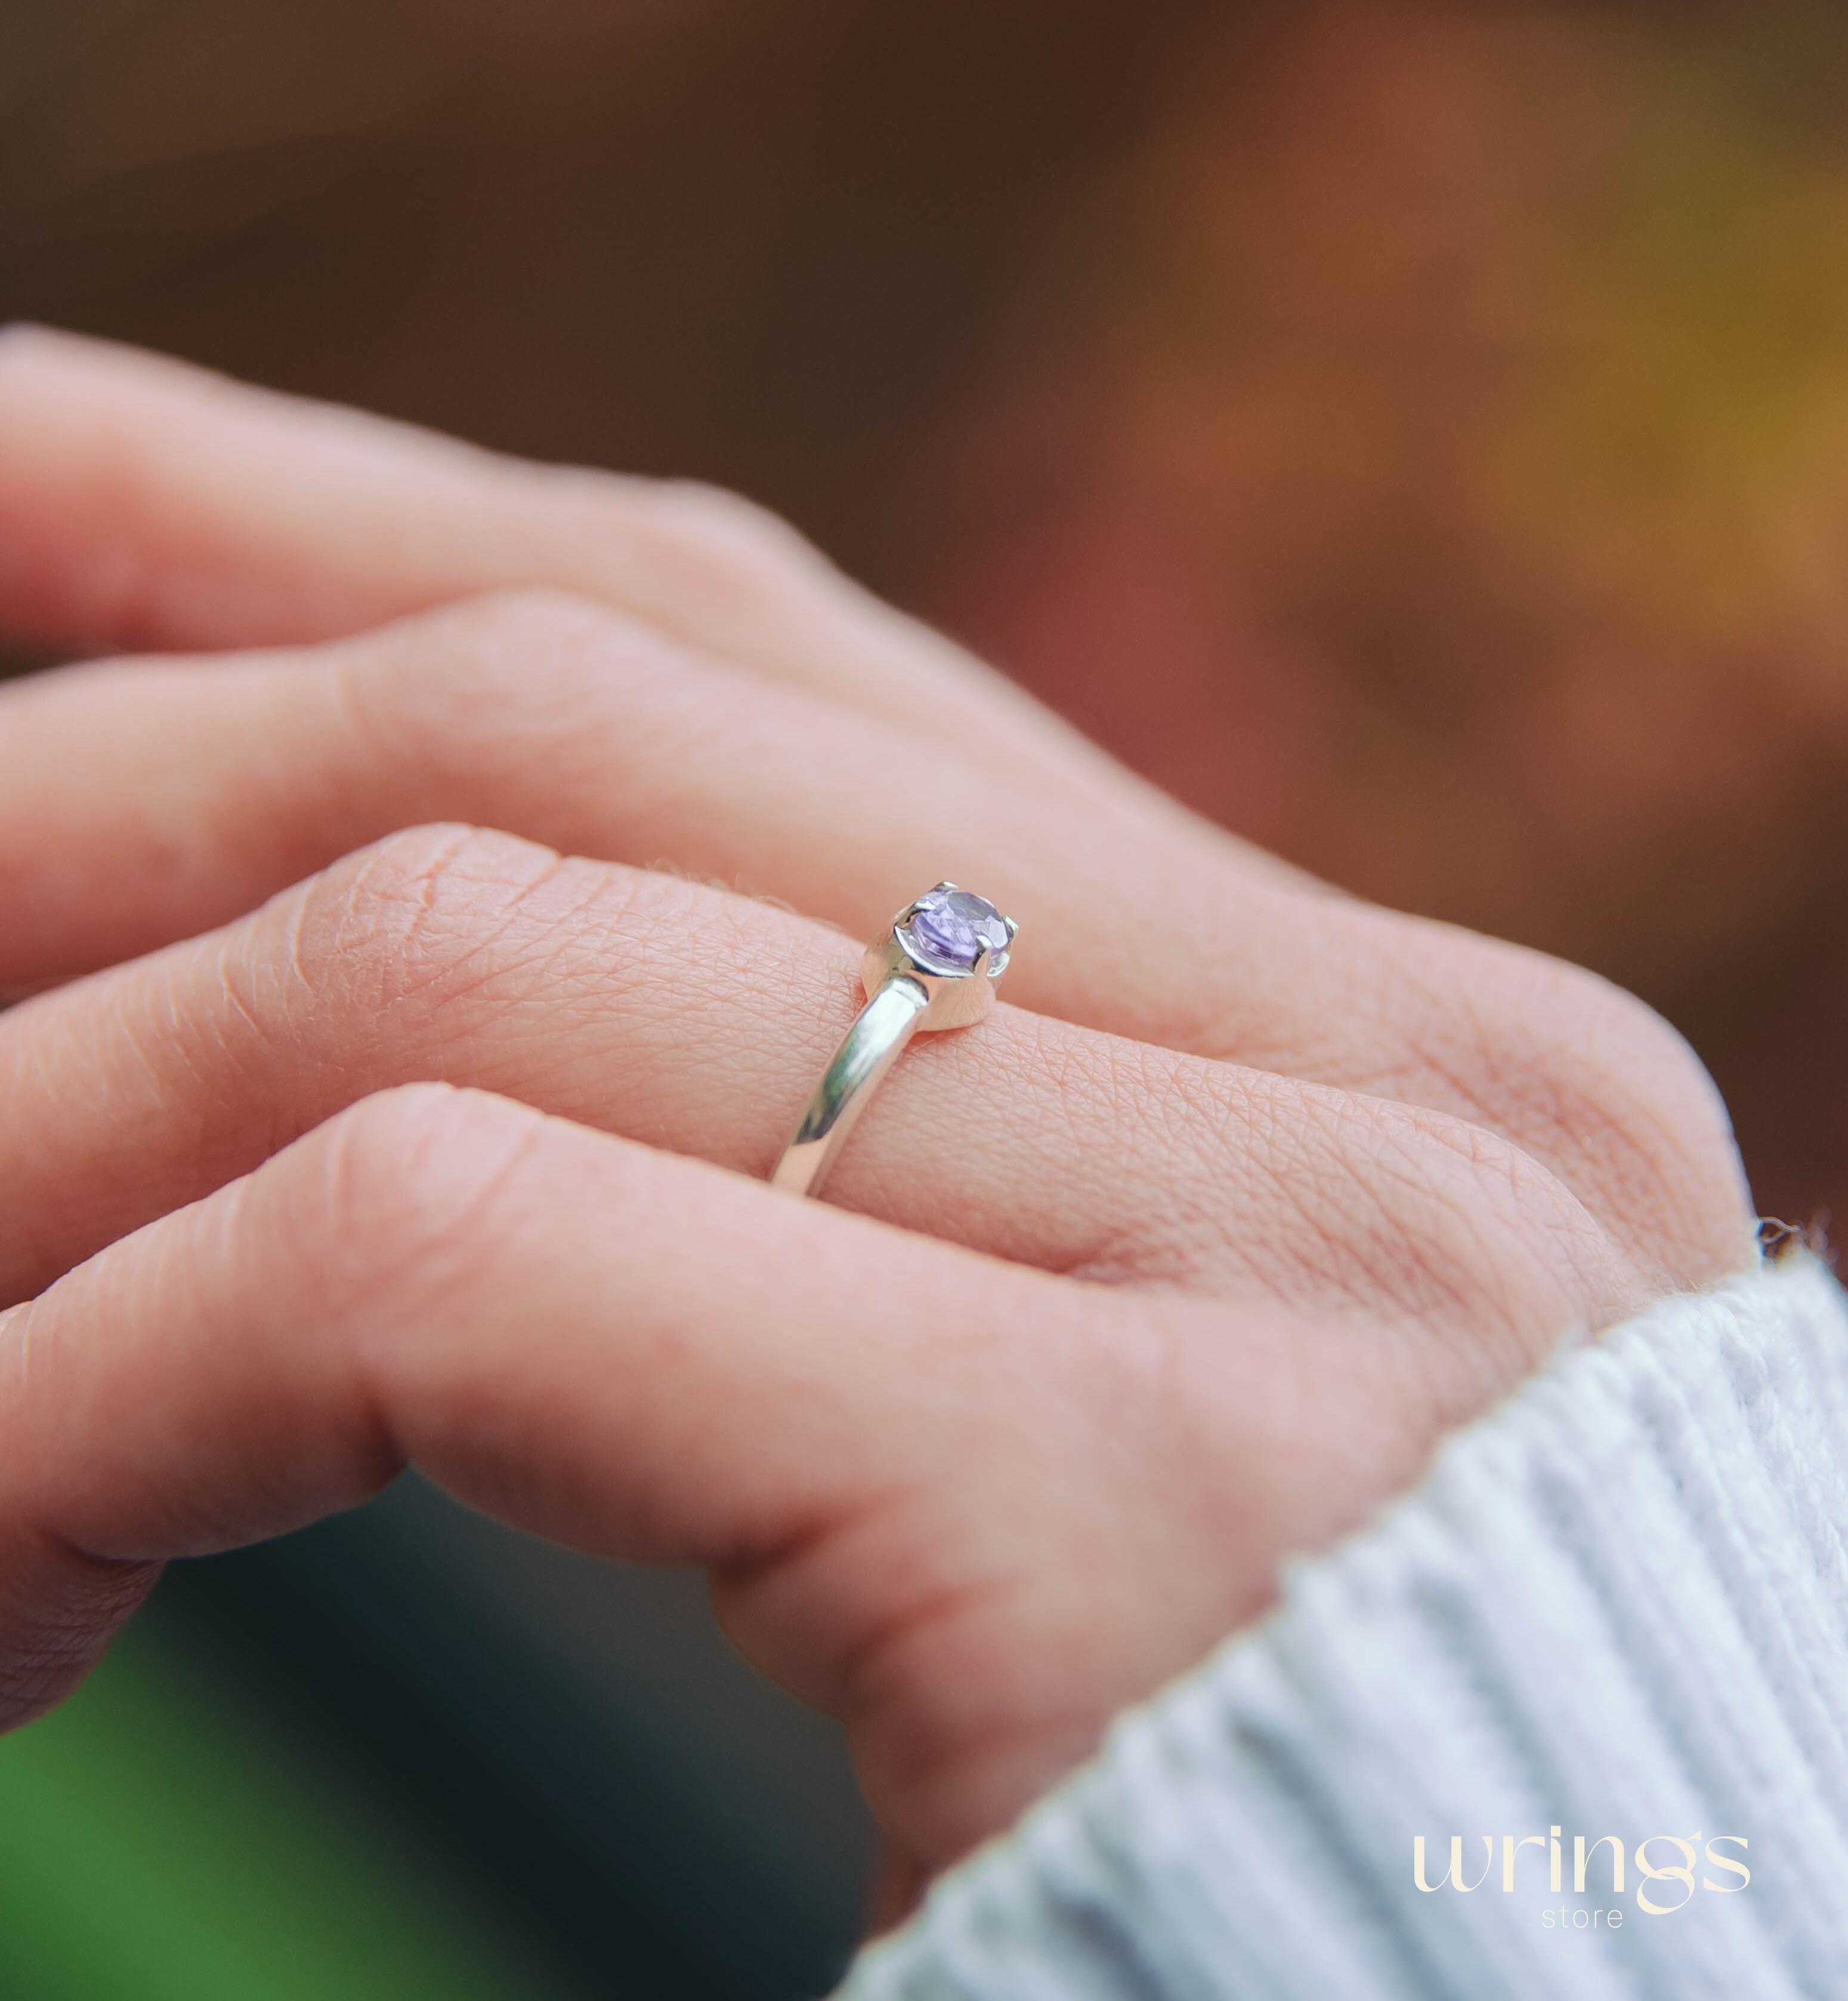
[[771, 883, 1018, 1199]]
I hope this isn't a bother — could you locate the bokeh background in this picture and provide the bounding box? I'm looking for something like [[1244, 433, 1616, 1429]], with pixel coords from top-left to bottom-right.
[[5, 1, 1848, 1993]]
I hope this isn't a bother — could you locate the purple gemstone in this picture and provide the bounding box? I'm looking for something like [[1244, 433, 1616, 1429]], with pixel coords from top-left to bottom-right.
[[898, 887, 1012, 975]]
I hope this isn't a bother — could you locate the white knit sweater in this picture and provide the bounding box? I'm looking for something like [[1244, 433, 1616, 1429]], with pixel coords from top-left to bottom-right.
[[839, 1258, 1848, 1998]]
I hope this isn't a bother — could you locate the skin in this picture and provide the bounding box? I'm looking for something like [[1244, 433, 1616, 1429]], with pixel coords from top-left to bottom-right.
[[0, 327, 1756, 1903]]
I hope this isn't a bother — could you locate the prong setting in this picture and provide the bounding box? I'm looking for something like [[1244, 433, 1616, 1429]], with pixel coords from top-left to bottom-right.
[[865, 884, 1019, 1029]]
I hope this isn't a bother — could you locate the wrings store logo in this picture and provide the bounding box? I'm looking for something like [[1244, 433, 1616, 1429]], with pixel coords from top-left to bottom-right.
[[1413, 1828, 1750, 1923]]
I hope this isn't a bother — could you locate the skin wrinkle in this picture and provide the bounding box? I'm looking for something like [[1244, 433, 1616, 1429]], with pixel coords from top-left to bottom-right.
[[279, 852, 317, 997], [1062, 1032, 1250, 1288], [1200, 1072, 1379, 1298], [1059, 1046, 1575, 1326], [1571, 1023, 1749, 1265], [315, 823, 481, 1013], [956, 1008, 1161, 1276], [712, 1475, 911, 1629], [1376, 930, 1749, 1284], [416, 846, 582, 1019], [0, 1528, 157, 1728], [313, 642, 422, 851], [298, 837, 583, 1070], [829, 1569, 1025, 1764], [205, 934, 316, 1173], [1373, 1114, 1590, 1340], [210, 932, 271, 1060], [1254, 1087, 1430, 1320], [729, 1451, 1037, 1730], [1283, 1088, 1539, 1337], [101, 959, 190, 1105], [1433, 1103, 1642, 1339], [881, 1018, 1186, 1284], [0, 1045, 44, 1286]]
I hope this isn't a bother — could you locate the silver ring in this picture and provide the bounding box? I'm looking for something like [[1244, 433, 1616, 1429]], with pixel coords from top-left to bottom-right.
[[771, 883, 1018, 1199]]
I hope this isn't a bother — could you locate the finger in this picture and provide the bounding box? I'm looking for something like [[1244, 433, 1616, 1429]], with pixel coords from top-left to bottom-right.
[[0, 822, 1641, 1353], [0, 1083, 1010, 1622], [0, 1083, 1118, 1850], [0, 324, 1141, 811], [0, 590, 1754, 1291], [0, 1083, 1546, 1858]]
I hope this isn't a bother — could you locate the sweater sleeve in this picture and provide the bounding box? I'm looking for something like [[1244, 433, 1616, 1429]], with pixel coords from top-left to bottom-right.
[[836, 1258, 1848, 2000]]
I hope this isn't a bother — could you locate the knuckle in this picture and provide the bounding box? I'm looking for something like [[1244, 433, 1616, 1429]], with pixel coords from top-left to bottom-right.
[[1391, 929, 1751, 1280], [294, 1083, 545, 1317], [344, 587, 679, 759], [647, 478, 827, 582], [1159, 1057, 1637, 1356], [399, 585, 631, 679], [1502, 953, 1713, 1139], [1049, 1031, 1631, 1353], [332, 584, 716, 792], [1542, 965, 1723, 1136], [1308, 1088, 1622, 1326], [286, 822, 576, 1016]]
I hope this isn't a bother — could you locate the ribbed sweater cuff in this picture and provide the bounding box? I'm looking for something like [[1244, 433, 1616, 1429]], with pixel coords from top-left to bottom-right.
[[838, 1259, 1848, 2000]]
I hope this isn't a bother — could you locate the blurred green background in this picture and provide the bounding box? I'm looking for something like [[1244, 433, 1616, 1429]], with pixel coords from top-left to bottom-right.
[[7, 1, 1848, 1994]]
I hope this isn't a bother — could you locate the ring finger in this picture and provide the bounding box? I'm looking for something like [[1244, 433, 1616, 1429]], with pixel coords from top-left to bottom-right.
[[0, 821, 1639, 1358]]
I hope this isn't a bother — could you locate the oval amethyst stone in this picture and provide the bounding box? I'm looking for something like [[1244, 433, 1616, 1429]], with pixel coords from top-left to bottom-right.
[[897, 887, 1012, 976]]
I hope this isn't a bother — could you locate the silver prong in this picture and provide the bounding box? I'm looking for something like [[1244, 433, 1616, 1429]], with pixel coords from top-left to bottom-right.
[[970, 942, 994, 981], [1002, 913, 1019, 941], [934, 880, 957, 893]]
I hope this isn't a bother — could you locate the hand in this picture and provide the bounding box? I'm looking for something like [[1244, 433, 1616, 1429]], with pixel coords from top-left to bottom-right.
[[0, 329, 1753, 1892]]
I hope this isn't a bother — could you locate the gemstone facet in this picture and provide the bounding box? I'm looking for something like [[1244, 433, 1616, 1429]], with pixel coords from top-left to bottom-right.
[[896, 887, 1013, 978]]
